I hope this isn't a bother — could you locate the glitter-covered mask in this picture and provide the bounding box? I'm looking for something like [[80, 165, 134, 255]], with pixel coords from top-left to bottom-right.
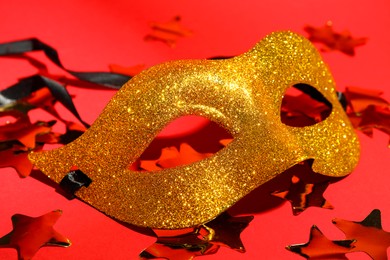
[[29, 31, 360, 229]]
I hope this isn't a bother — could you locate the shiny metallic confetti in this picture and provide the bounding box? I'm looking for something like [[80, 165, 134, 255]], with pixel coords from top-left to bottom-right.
[[0, 210, 71, 260], [144, 16, 192, 47], [109, 64, 146, 77], [0, 144, 43, 178], [140, 212, 252, 259], [29, 31, 360, 229], [286, 225, 355, 259], [345, 86, 390, 146], [138, 143, 212, 171], [332, 209, 390, 260], [0, 110, 52, 149], [140, 227, 219, 260], [304, 21, 368, 56], [271, 175, 333, 215]]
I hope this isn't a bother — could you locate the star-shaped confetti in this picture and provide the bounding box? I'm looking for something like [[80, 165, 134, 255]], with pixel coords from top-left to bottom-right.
[[144, 16, 192, 47], [204, 212, 253, 253], [0, 110, 52, 148], [281, 90, 331, 127], [344, 86, 390, 146], [0, 145, 41, 177], [0, 210, 71, 260], [140, 213, 252, 259], [304, 21, 368, 56], [332, 209, 390, 259], [139, 227, 219, 260], [286, 225, 355, 259], [137, 143, 212, 171], [109, 64, 146, 77], [271, 175, 333, 215]]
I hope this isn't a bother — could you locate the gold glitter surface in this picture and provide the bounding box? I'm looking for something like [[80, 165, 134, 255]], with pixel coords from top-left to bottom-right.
[[28, 31, 360, 229]]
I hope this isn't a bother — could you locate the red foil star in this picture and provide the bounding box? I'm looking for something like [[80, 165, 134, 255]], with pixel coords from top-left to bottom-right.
[[0, 210, 71, 260], [0, 145, 42, 177], [332, 209, 390, 259], [272, 175, 333, 215], [144, 16, 192, 47], [140, 227, 219, 260], [140, 213, 252, 259], [109, 64, 146, 77], [286, 225, 355, 259], [0, 110, 52, 148], [304, 21, 368, 56], [345, 86, 390, 146], [137, 143, 212, 171]]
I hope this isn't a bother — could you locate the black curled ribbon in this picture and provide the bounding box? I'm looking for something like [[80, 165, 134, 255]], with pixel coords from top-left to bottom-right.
[[0, 38, 132, 127]]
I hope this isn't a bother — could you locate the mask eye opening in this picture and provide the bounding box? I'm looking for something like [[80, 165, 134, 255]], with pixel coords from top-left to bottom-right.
[[129, 116, 233, 172], [281, 83, 333, 127]]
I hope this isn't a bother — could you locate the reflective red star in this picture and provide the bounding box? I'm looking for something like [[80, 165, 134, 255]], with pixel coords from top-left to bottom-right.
[[0, 210, 71, 260], [332, 209, 390, 259], [286, 225, 355, 259], [272, 175, 333, 215], [140, 212, 252, 259], [144, 16, 192, 47], [304, 21, 368, 56]]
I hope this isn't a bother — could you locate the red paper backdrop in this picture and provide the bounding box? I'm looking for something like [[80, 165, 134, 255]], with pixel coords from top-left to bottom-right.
[[0, 0, 389, 259]]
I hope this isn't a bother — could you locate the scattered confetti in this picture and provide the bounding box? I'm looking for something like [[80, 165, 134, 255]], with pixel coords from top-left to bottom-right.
[[0, 110, 52, 148], [140, 212, 252, 259], [140, 227, 219, 260], [345, 86, 390, 146], [145, 16, 192, 47], [204, 212, 253, 253], [304, 21, 368, 56], [271, 175, 333, 215], [109, 64, 146, 77], [332, 209, 390, 260], [138, 143, 213, 171], [287, 209, 390, 259], [286, 225, 355, 259], [0, 210, 71, 260], [0, 145, 40, 177], [281, 87, 332, 127]]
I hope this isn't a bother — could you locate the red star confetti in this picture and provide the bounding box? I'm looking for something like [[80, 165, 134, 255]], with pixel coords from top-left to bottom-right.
[[281, 91, 331, 127], [138, 143, 212, 171], [204, 212, 253, 253], [0, 145, 42, 177], [332, 209, 390, 260], [0, 210, 71, 260], [304, 21, 368, 56], [286, 225, 355, 259], [140, 227, 219, 260], [345, 86, 388, 113], [345, 86, 390, 146], [109, 64, 146, 77], [271, 175, 333, 215], [144, 16, 192, 47], [140, 213, 252, 259], [0, 110, 52, 148]]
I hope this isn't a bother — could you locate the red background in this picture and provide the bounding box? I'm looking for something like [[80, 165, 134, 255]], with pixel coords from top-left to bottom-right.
[[0, 0, 389, 259]]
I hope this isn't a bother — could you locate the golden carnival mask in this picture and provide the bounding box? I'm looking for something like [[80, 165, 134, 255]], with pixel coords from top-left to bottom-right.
[[29, 31, 360, 229]]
